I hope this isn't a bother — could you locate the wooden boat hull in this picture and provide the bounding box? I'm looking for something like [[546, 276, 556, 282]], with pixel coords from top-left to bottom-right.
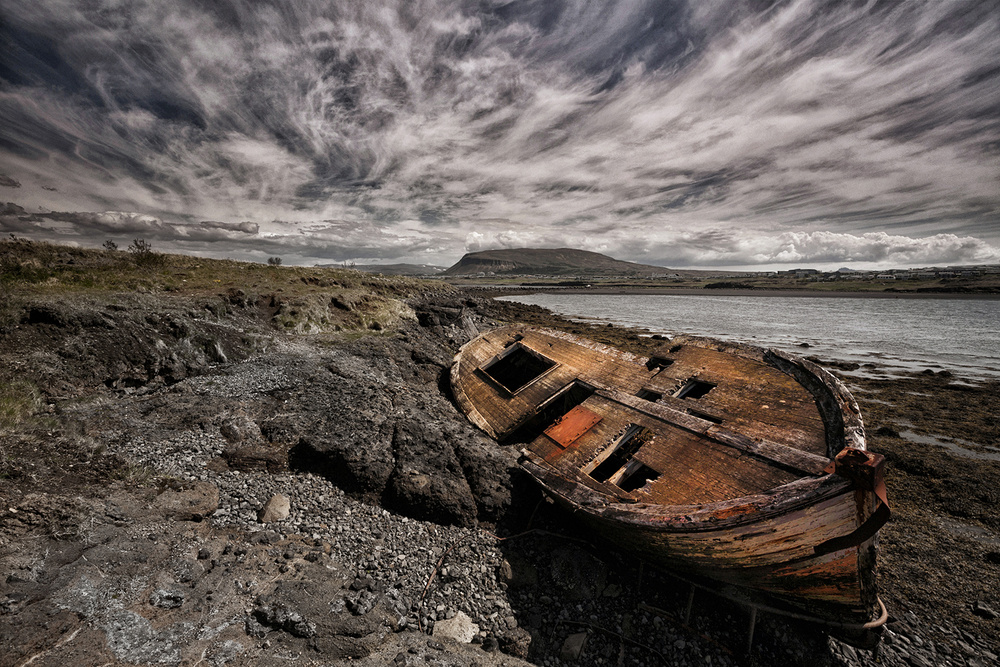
[[451, 325, 888, 644], [524, 456, 879, 618]]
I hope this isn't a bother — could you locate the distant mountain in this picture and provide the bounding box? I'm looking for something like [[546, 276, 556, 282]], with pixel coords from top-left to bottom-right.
[[316, 263, 445, 276], [443, 248, 677, 277]]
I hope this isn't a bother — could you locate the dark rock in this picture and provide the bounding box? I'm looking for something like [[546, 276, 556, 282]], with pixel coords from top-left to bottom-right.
[[223, 445, 285, 472], [503, 552, 538, 589], [972, 600, 997, 620], [560, 632, 588, 660], [286, 381, 396, 497], [175, 559, 205, 583], [383, 417, 479, 527], [252, 602, 317, 638], [350, 576, 374, 591], [905, 653, 935, 667], [498, 627, 532, 658], [346, 590, 379, 616]]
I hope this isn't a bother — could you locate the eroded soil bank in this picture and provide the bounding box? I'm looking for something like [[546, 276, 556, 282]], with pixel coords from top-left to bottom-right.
[[1, 283, 998, 667]]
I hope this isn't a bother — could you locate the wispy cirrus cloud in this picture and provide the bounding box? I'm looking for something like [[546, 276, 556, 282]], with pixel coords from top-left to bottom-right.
[[0, 0, 997, 268]]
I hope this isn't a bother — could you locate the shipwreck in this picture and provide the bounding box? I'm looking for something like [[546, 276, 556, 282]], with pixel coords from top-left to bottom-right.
[[451, 325, 889, 649]]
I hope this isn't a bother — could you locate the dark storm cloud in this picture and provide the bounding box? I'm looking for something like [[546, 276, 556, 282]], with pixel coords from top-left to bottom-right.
[[0, 0, 998, 267], [0, 208, 257, 244]]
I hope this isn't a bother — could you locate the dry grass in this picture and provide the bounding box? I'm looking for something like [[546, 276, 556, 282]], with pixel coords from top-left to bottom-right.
[[0, 237, 432, 298], [1, 237, 445, 335], [0, 379, 40, 431]]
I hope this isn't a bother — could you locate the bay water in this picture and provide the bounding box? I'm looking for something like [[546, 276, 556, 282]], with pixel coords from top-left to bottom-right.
[[497, 292, 1000, 381]]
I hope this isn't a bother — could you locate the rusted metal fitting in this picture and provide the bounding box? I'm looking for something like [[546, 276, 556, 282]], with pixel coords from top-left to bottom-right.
[[825, 447, 885, 491]]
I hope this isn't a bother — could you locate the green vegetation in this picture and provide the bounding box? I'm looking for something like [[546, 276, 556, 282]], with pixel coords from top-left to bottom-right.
[[126, 238, 166, 268], [0, 379, 40, 430], [1, 236, 429, 296], [0, 236, 442, 335]]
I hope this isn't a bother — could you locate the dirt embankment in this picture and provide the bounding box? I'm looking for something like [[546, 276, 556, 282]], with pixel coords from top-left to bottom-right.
[[0, 275, 997, 667]]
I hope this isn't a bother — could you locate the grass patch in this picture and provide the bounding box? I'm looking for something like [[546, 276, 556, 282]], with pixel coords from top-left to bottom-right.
[[0, 379, 40, 430], [1, 237, 439, 300], [2, 237, 442, 336], [110, 462, 157, 486]]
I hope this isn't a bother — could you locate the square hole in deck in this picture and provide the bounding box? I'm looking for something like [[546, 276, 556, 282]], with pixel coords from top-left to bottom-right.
[[645, 356, 674, 371], [675, 379, 716, 400], [587, 424, 657, 485], [481, 343, 556, 394]]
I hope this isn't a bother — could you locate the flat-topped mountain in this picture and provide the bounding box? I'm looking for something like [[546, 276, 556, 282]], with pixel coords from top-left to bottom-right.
[[443, 248, 673, 277]]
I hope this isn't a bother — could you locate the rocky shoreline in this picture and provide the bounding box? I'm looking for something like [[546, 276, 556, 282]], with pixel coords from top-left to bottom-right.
[[1, 281, 998, 666]]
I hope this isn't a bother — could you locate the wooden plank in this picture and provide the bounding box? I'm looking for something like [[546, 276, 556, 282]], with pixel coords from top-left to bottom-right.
[[632, 426, 799, 504], [598, 388, 831, 476]]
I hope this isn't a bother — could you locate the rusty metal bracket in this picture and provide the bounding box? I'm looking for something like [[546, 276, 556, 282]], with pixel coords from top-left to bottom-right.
[[814, 448, 890, 555]]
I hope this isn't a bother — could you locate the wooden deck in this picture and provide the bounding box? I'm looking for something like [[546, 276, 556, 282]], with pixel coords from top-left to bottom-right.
[[452, 326, 832, 507]]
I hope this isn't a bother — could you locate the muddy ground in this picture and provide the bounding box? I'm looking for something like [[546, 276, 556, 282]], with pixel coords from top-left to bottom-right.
[[1, 284, 998, 666]]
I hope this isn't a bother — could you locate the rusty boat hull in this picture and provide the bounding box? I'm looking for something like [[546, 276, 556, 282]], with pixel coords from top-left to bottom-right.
[[451, 325, 888, 646]]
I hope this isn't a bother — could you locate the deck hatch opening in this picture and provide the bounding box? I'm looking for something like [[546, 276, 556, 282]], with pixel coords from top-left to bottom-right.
[[675, 379, 716, 400], [481, 343, 556, 394], [645, 356, 674, 371], [501, 381, 595, 444], [636, 389, 663, 402], [686, 408, 723, 424], [587, 424, 655, 484], [615, 462, 661, 492]]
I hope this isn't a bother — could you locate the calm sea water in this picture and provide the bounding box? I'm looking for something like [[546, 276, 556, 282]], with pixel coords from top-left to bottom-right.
[[497, 293, 1000, 380]]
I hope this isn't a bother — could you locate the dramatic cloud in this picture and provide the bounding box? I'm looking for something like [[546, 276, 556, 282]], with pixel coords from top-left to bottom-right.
[[1, 0, 998, 267], [641, 230, 1000, 269]]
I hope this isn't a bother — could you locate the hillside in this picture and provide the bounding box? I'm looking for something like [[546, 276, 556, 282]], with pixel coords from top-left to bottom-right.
[[351, 263, 445, 276], [443, 248, 672, 277]]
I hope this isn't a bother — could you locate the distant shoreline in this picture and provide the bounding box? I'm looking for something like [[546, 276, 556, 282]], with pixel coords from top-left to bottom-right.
[[510, 287, 1000, 300]]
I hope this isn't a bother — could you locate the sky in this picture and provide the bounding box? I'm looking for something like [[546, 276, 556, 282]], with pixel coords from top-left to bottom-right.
[[1, 0, 998, 270]]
